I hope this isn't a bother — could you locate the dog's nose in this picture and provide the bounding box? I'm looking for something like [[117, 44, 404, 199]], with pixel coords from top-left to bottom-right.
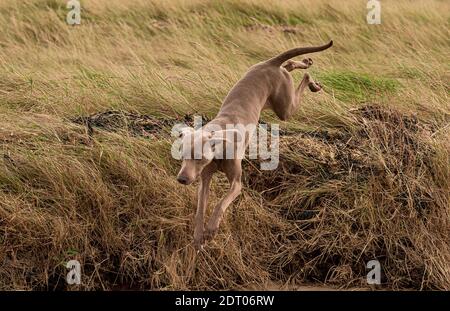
[[177, 176, 189, 185]]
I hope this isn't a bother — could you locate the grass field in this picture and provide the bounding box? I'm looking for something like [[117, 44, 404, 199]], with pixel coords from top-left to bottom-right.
[[0, 0, 449, 290]]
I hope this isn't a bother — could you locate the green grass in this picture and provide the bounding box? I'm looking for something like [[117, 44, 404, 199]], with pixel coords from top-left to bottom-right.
[[318, 70, 400, 102]]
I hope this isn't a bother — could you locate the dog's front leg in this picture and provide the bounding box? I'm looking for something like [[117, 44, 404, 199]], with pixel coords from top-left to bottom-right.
[[194, 163, 216, 251], [205, 161, 242, 241]]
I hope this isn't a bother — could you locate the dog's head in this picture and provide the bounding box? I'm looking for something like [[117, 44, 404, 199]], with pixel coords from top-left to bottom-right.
[[175, 127, 242, 185]]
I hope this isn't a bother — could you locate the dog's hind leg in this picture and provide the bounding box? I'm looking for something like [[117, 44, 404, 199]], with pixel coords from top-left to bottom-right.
[[305, 73, 322, 92], [282, 58, 313, 72], [272, 72, 322, 121]]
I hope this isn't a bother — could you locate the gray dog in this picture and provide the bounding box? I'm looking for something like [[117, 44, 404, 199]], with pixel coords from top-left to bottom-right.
[[176, 41, 333, 250]]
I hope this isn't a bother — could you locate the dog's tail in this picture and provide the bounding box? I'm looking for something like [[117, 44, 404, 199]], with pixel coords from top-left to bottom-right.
[[266, 40, 333, 67]]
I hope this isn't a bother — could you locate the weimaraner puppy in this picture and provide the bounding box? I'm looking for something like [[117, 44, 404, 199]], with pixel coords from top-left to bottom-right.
[[176, 41, 333, 250]]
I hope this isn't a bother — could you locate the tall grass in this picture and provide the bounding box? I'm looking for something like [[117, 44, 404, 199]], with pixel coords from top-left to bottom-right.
[[0, 0, 449, 290]]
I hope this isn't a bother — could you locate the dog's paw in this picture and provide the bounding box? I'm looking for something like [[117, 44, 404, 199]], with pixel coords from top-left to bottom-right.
[[302, 58, 313, 67], [193, 237, 205, 252], [308, 81, 322, 92], [194, 242, 204, 252]]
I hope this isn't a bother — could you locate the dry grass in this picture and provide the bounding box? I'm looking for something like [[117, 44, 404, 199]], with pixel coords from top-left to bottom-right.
[[0, 0, 449, 290]]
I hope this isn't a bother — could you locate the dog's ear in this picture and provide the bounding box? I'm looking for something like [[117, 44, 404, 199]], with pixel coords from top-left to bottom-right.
[[207, 129, 244, 159], [178, 126, 194, 138]]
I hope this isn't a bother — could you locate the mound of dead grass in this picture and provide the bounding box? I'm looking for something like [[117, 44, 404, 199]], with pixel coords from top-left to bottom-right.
[[245, 105, 450, 289], [1, 105, 448, 290]]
